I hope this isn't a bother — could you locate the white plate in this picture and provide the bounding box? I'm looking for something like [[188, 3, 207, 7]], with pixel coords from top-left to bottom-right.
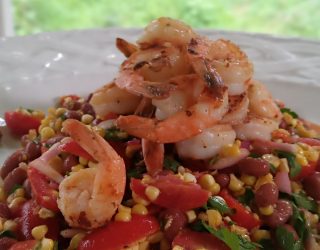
[[1, 28, 320, 163]]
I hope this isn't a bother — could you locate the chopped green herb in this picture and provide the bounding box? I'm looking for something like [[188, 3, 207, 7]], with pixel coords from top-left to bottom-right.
[[104, 127, 129, 141], [292, 192, 317, 213], [275, 226, 303, 250], [59, 113, 67, 121], [190, 219, 206, 232], [26, 108, 34, 113], [127, 166, 146, 179], [276, 151, 301, 178], [248, 152, 260, 158], [291, 203, 309, 241], [206, 196, 233, 215], [0, 230, 15, 238], [237, 188, 254, 206], [269, 163, 277, 174], [280, 107, 298, 119], [10, 184, 23, 194], [258, 239, 276, 250], [163, 156, 180, 173]]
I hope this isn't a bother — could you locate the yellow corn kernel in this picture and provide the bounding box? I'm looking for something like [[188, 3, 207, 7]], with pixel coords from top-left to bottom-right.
[[240, 174, 256, 186], [0, 187, 6, 202], [255, 173, 273, 190], [41, 238, 54, 250], [296, 153, 308, 167], [259, 205, 274, 216], [115, 211, 132, 222], [48, 107, 56, 115], [148, 231, 163, 244], [81, 114, 94, 125], [228, 174, 244, 192], [38, 207, 55, 219], [139, 241, 150, 250], [3, 220, 18, 232], [262, 154, 280, 168], [283, 113, 297, 127], [119, 205, 132, 214], [92, 126, 105, 137], [172, 246, 184, 250], [160, 238, 171, 250], [13, 188, 25, 198], [6, 193, 14, 204], [132, 204, 148, 215], [54, 118, 63, 131], [183, 172, 197, 183], [71, 164, 84, 172], [296, 123, 317, 138], [209, 182, 221, 195], [230, 224, 248, 237], [207, 209, 222, 229], [177, 166, 186, 174], [198, 174, 215, 190], [40, 127, 55, 141], [27, 129, 38, 141], [88, 161, 97, 168], [132, 192, 150, 206], [68, 233, 85, 250], [252, 229, 271, 242], [278, 158, 290, 173], [145, 186, 160, 201], [9, 197, 26, 211], [79, 157, 88, 166], [291, 181, 302, 193], [220, 143, 240, 157], [304, 149, 319, 162], [233, 187, 246, 197], [185, 210, 197, 223], [32, 225, 48, 240], [55, 107, 66, 116]]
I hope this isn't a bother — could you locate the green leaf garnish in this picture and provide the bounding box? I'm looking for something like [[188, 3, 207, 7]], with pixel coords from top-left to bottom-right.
[[206, 196, 234, 215], [104, 127, 129, 141], [163, 156, 180, 173], [275, 226, 303, 250], [0, 230, 15, 238], [280, 107, 298, 119], [291, 203, 309, 241], [258, 239, 275, 250], [237, 188, 254, 206], [9, 184, 23, 194], [127, 166, 146, 179], [276, 151, 301, 178], [292, 192, 317, 213]]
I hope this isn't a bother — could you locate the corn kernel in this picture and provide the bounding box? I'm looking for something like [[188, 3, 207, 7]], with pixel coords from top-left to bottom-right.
[[0, 218, 4, 231], [79, 157, 88, 166], [40, 127, 55, 141], [132, 204, 148, 215], [115, 211, 132, 222], [283, 113, 297, 127], [259, 205, 274, 216], [185, 210, 197, 223], [220, 143, 240, 157], [13, 188, 25, 198], [71, 164, 84, 172], [132, 192, 150, 206], [145, 186, 160, 201], [68, 233, 85, 250], [233, 187, 246, 197], [198, 174, 215, 190], [172, 246, 184, 250], [38, 208, 55, 219], [183, 172, 197, 183], [148, 231, 163, 244], [296, 123, 317, 138], [291, 181, 302, 193], [252, 229, 271, 242], [296, 153, 308, 166], [9, 197, 26, 211], [139, 241, 150, 250], [54, 118, 63, 131], [278, 158, 290, 173], [119, 205, 132, 214], [304, 149, 319, 162], [255, 173, 273, 190], [230, 224, 249, 237], [0, 187, 6, 202], [3, 220, 18, 231], [92, 126, 105, 137], [81, 114, 94, 124], [207, 209, 222, 229], [32, 225, 48, 240], [228, 174, 244, 192], [88, 161, 97, 168], [209, 182, 221, 195], [240, 174, 256, 186], [41, 238, 55, 250], [177, 166, 185, 174], [55, 107, 66, 116], [6, 193, 14, 204], [262, 154, 280, 168]]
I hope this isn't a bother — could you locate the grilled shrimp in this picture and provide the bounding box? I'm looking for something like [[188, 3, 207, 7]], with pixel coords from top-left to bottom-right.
[[116, 37, 138, 58], [90, 82, 141, 118], [221, 94, 249, 125], [58, 119, 126, 229]]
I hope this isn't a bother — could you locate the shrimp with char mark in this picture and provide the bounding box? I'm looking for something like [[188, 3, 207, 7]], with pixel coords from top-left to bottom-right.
[[221, 93, 249, 125], [58, 119, 126, 229]]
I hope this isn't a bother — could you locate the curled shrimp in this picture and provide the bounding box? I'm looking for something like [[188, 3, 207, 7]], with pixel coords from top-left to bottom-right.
[[116, 37, 138, 58], [58, 119, 126, 229], [221, 93, 249, 125]]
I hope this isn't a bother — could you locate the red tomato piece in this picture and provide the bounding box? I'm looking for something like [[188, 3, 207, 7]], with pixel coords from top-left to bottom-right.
[[293, 161, 317, 181], [5, 111, 41, 136], [9, 240, 38, 250], [219, 189, 260, 230], [18, 200, 59, 240], [78, 215, 159, 250], [60, 140, 94, 161], [27, 168, 59, 212], [131, 174, 210, 211], [172, 230, 229, 250]]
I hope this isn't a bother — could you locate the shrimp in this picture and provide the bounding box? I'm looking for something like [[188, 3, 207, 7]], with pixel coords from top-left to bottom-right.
[[176, 124, 236, 160], [142, 139, 164, 176], [89, 82, 141, 118], [116, 37, 138, 58], [115, 45, 192, 99], [137, 17, 197, 49], [248, 80, 282, 121], [58, 119, 126, 229], [221, 94, 249, 125]]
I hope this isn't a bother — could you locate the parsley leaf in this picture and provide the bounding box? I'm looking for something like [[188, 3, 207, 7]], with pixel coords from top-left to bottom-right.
[[259, 239, 275, 250], [0, 230, 15, 238], [292, 192, 317, 213], [276, 151, 301, 178], [206, 196, 234, 215], [280, 108, 298, 119], [127, 166, 146, 179], [9, 184, 23, 195], [291, 203, 309, 241], [163, 156, 180, 173], [104, 127, 129, 141], [275, 226, 303, 250], [237, 188, 254, 206]]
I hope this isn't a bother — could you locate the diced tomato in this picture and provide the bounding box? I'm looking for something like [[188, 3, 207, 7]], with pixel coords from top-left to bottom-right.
[[60, 140, 94, 161], [78, 215, 159, 250], [172, 230, 229, 250], [5, 111, 41, 136], [293, 161, 317, 181], [27, 168, 59, 212], [9, 240, 38, 250], [219, 189, 260, 230], [131, 174, 210, 211], [18, 200, 59, 240]]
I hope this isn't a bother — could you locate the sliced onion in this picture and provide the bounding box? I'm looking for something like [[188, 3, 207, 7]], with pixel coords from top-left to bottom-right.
[[275, 171, 292, 194], [97, 119, 116, 130], [254, 139, 298, 154], [209, 148, 249, 170], [296, 137, 320, 146]]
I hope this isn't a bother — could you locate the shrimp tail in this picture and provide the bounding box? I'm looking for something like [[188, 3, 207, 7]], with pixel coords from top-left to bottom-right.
[[142, 139, 164, 176]]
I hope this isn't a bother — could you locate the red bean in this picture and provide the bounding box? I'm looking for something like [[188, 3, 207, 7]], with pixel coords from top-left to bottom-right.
[[161, 209, 188, 241], [215, 173, 230, 188], [303, 172, 320, 201], [0, 237, 17, 250], [23, 179, 32, 199], [81, 103, 95, 117], [251, 141, 272, 155], [64, 110, 82, 120], [238, 158, 270, 177], [25, 141, 41, 161], [262, 199, 292, 228], [45, 134, 65, 147], [1, 150, 27, 179], [255, 183, 278, 207], [3, 167, 28, 194], [0, 202, 11, 219], [63, 155, 78, 173]]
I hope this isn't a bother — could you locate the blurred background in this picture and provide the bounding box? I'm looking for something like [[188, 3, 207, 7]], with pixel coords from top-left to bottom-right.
[[1, 0, 320, 39]]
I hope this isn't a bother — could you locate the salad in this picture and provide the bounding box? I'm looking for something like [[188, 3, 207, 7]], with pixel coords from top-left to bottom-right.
[[1, 17, 320, 250]]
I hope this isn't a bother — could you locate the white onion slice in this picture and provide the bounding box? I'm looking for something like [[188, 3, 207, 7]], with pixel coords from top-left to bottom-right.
[[275, 171, 292, 194]]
